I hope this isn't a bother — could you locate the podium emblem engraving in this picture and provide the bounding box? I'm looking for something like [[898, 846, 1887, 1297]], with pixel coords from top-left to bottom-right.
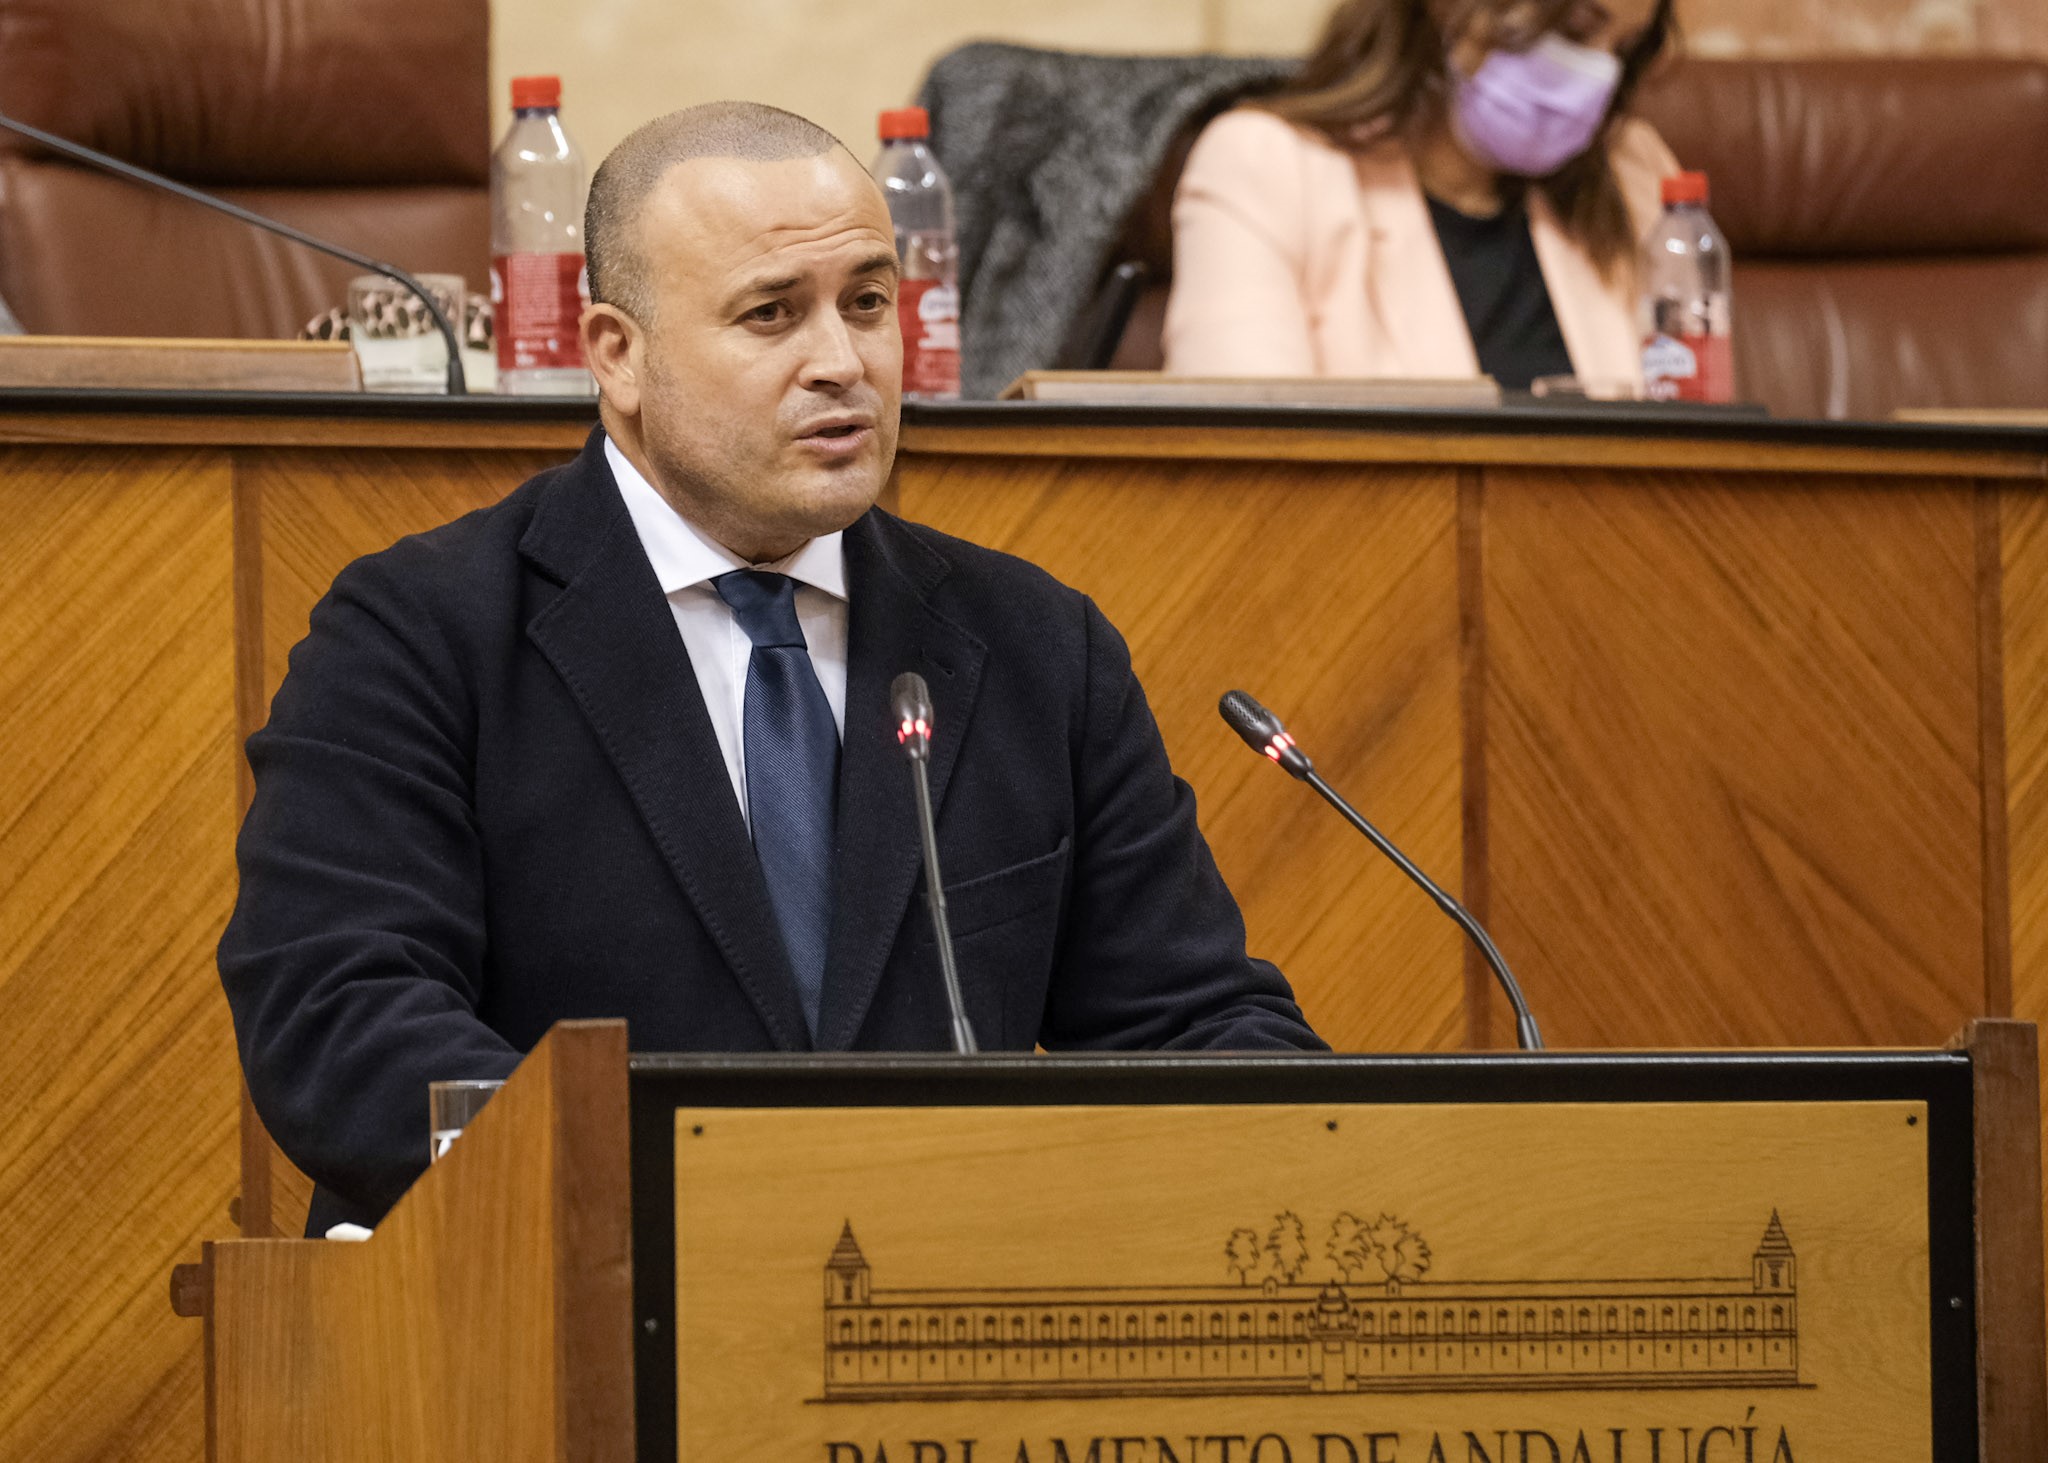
[[821, 1212, 1801, 1401]]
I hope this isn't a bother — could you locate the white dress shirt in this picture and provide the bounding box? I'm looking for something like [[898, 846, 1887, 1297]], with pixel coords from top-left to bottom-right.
[[605, 437, 849, 830]]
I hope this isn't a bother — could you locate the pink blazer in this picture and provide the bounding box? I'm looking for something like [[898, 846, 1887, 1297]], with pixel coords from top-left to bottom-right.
[[1162, 108, 1681, 385]]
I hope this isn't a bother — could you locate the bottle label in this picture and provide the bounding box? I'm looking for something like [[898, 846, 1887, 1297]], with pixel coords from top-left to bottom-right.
[[1642, 332, 1734, 404], [898, 278, 961, 399], [491, 253, 589, 372]]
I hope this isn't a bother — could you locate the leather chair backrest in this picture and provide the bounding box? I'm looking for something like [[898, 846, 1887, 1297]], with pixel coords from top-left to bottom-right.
[[1635, 58, 2048, 419], [0, 0, 490, 338], [1111, 57, 2048, 419]]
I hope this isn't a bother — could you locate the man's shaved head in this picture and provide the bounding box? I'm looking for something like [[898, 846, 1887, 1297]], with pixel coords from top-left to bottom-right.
[[585, 100, 848, 323]]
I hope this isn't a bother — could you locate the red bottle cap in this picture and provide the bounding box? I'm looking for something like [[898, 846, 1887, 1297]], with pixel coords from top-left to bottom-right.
[[878, 107, 930, 142], [511, 75, 562, 110], [1661, 170, 1709, 206]]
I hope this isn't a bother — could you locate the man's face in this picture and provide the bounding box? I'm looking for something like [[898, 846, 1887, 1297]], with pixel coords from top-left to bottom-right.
[[598, 149, 902, 562]]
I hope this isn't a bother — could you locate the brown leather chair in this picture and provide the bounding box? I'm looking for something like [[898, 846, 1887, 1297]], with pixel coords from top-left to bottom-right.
[[1106, 57, 2048, 421], [0, 0, 489, 339], [1637, 58, 2048, 420]]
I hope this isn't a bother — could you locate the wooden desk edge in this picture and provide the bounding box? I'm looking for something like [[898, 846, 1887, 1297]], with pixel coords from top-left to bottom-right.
[[0, 410, 2039, 480], [1955, 1019, 2048, 1461], [0, 413, 596, 452], [900, 423, 2048, 480]]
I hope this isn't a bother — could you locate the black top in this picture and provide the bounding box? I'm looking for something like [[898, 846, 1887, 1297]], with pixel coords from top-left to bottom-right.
[[1426, 193, 1575, 391]]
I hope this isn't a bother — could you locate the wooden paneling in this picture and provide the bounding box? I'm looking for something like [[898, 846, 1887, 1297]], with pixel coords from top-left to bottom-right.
[[2001, 483, 2048, 1309], [897, 453, 1465, 1052], [1482, 467, 1986, 1047], [245, 447, 564, 712], [1957, 1020, 2048, 1461], [0, 412, 592, 453], [899, 420, 2048, 480], [3, 409, 2042, 1458], [208, 1022, 633, 1463], [680, 1096, 1935, 1458], [1977, 484, 2015, 1015], [237, 446, 571, 1239], [0, 447, 239, 1463]]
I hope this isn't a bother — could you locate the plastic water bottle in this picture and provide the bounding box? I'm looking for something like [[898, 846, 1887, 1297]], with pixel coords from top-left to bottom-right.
[[1640, 171, 1734, 404], [490, 75, 594, 396], [871, 108, 961, 401]]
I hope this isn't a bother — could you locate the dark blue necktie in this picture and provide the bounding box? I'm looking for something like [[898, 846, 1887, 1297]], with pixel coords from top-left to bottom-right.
[[714, 570, 838, 1035]]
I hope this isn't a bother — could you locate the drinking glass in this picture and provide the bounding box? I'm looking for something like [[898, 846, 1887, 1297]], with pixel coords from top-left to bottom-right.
[[428, 1078, 504, 1162]]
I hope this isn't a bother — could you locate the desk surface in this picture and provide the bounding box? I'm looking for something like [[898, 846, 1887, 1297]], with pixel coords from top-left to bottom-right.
[[0, 390, 2043, 478]]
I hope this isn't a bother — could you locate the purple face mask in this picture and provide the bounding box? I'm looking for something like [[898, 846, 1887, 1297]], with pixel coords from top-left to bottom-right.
[[1451, 32, 1623, 178]]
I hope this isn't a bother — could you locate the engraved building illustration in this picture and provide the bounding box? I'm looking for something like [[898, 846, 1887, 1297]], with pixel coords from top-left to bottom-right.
[[822, 1212, 1799, 1399]]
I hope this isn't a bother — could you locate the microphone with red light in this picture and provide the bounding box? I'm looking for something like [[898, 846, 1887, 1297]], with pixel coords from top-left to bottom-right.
[[891, 671, 978, 1055], [1219, 689, 1543, 1051]]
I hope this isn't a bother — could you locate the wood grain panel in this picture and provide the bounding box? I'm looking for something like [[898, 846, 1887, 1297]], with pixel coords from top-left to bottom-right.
[[0, 412, 594, 453], [207, 1022, 633, 1463], [1458, 467, 1510, 1048], [2000, 483, 2048, 1315], [896, 453, 1465, 1052], [248, 447, 572, 711], [238, 446, 575, 1239], [0, 410, 2033, 1456], [680, 1098, 1932, 1458], [1978, 484, 2015, 1016], [1956, 1020, 2048, 1461], [0, 446, 239, 1463], [1483, 467, 1986, 1047], [899, 422, 2048, 481]]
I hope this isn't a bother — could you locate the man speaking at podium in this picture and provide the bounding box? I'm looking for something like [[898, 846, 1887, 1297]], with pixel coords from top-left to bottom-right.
[[219, 101, 1324, 1236]]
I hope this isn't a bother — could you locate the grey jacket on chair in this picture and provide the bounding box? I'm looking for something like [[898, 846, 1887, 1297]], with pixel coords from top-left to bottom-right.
[[916, 42, 1291, 398]]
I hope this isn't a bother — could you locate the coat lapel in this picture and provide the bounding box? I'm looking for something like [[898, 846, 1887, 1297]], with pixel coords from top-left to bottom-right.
[[518, 432, 812, 1051], [1354, 145, 1482, 379], [812, 510, 987, 1051], [1529, 192, 1643, 388]]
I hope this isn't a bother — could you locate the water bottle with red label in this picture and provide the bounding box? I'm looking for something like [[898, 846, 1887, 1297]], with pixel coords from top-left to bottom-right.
[[490, 75, 594, 396], [1640, 171, 1734, 405], [872, 108, 961, 401]]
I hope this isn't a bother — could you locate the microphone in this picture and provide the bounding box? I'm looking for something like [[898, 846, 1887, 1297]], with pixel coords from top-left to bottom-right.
[[891, 671, 977, 1055], [0, 110, 468, 395], [1219, 689, 1544, 1051]]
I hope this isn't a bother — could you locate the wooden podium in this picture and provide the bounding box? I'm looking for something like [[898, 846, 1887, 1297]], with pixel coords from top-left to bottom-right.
[[185, 1020, 2046, 1462]]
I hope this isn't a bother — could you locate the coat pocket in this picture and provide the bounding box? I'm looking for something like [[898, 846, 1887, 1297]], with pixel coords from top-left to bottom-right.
[[927, 837, 1072, 941]]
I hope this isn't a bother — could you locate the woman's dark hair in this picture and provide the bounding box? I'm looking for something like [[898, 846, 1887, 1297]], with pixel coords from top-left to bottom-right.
[[1260, 0, 1677, 276]]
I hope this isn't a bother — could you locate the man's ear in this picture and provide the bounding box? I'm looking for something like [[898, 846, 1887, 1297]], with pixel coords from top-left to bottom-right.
[[581, 303, 642, 417]]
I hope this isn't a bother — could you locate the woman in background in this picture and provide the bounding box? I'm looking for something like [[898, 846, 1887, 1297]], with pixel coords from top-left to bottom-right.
[[1164, 0, 1679, 391]]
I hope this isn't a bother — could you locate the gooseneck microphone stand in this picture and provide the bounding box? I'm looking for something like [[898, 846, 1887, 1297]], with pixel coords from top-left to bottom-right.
[[1220, 688, 1544, 1051], [891, 671, 978, 1055]]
